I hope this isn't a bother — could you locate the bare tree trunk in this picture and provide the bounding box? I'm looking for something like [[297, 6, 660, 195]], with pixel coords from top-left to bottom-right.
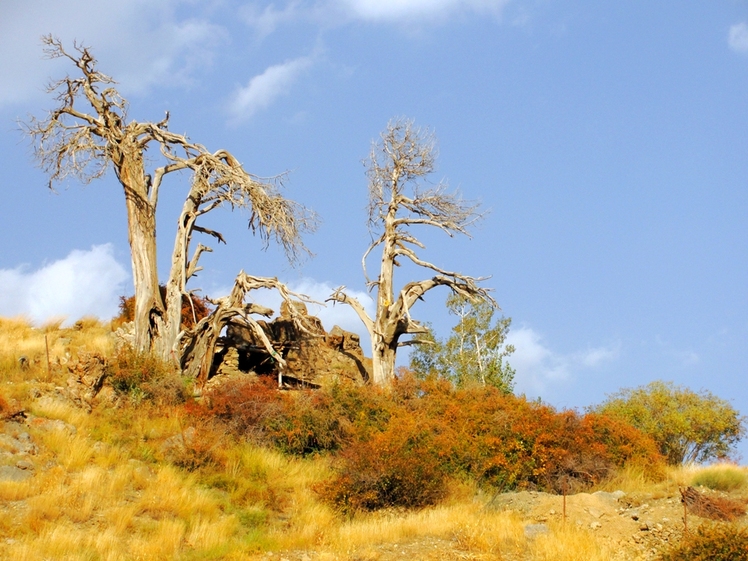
[[119, 152, 164, 353], [328, 119, 494, 388], [27, 39, 317, 366], [371, 339, 397, 386], [157, 200, 197, 362]]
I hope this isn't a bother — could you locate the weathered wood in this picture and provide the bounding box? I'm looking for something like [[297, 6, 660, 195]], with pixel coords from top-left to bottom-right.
[[179, 272, 317, 386], [26, 37, 317, 365], [328, 119, 494, 387]]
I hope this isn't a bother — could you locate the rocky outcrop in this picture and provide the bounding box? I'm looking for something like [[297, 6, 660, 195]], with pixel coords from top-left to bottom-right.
[[65, 352, 116, 411], [214, 302, 371, 387]]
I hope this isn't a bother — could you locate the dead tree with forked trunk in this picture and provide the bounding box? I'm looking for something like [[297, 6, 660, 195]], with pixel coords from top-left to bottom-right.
[[179, 272, 318, 386], [328, 119, 495, 387], [24, 36, 316, 368]]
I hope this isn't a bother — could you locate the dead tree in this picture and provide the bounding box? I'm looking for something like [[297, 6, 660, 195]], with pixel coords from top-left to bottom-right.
[[25, 36, 316, 363], [328, 119, 494, 386], [179, 272, 317, 386]]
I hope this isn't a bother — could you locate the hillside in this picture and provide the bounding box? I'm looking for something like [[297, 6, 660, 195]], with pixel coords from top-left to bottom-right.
[[0, 317, 746, 560]]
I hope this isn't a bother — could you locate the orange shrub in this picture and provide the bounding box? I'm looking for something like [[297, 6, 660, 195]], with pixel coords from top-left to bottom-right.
[[195, 378, 395, 455], [188, 373, 665, 511], [115, 288, 212, 329], [192, 377, 286, 441], [107, 347, 186, 405], [389, 375, 663, 493], [320, 411, 447, 512]]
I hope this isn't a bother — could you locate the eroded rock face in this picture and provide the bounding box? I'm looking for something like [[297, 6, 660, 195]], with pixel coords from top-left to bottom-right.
[[214, 306, 371, 387], [65, 352, 113, 410]]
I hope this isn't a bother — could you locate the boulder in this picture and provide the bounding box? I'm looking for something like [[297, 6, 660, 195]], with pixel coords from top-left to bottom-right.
[[214, 307, 371, 387]]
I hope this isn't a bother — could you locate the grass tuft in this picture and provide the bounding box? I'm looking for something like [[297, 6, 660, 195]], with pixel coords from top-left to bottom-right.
[[691, 463, 748, 492]]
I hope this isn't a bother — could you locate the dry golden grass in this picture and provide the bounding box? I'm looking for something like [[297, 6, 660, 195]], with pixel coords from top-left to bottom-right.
[[689, 462, 748, 492], [2, 317, 747, 561], [529, 521, 618, 561], [0, 316, 114, 388]]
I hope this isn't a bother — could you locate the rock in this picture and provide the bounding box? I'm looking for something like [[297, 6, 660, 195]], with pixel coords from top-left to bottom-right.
[[161, 427, 196, 454], [66, 352, 108, 407], [593, 490, 626, 502], [586, 507, 604, 518], [0, 433, 37, 456], [524, 524, 549, 539], [15, 459, 34, 471], [216, 310, 371, 386], [590, 521, 602, 530], [0, 465, 32, 482], [214, 347, 243, 378], [28, 415, 76, 435], [113, 321, 136, 349]]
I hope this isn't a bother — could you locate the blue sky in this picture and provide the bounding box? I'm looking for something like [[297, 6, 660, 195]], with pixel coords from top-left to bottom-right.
[[2, 1, 747, 457]]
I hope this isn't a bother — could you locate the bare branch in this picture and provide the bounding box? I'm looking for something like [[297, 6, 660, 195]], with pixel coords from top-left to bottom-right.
[[327, 286, 375, 335], [393, 243, 472, 279], [193, 225, 227, 245], [352, 118, 494, 385], [398, 275, 496, 313], [361, 234, 385, 289], [180, 272, 320, 382], [186, 243, 212, 280], [365, 118, 437, 233]]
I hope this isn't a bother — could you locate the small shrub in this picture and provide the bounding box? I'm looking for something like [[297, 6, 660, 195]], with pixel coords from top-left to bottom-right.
[[320, 412, 447, 513], [115, 288, 212, 329], [692, 464, 748, 492], [197, 378, 393, 455], [262, 390, 349, 455], [681, 486, 746, 521], [107, 347, 185, 405], [658, 523, 748, 561], [195, 377, 285, 440], [164, 422, 227, 471]]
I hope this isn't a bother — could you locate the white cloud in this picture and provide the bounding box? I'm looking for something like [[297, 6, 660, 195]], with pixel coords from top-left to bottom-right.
[[236, 0, 511, 38], [575, 343, 621, 368], [507, 326, 620, 397], [0, 0, 224, 107], [227, 56, 314, 121], [334, 0, 510, 22], [729, 22, 748, 53], [240, 2, 304, 40], [0, 245, 129, 326]]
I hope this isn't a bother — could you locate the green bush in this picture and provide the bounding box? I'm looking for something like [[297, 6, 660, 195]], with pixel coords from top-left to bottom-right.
[[658, 523, 748, 561], [592, 381, 746, 465], [692, 465, 748, 492]]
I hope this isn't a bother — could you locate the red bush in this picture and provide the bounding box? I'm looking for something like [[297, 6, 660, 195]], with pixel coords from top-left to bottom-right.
[[115, 287, 212, 329], [193, 377, 286, 441], [320, 411, 447, 512], [188, 373, 665, 511]]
